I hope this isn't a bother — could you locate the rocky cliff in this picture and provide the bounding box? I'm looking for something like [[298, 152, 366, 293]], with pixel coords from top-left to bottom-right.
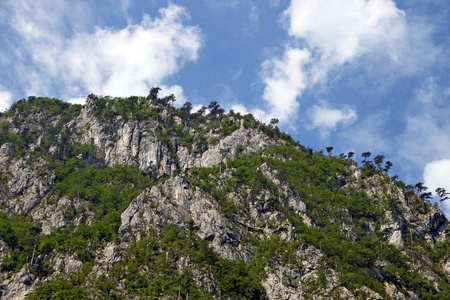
[[0, 93, 449, 299]]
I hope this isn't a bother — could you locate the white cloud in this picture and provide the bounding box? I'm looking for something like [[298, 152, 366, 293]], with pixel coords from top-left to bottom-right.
[[192, 104, 206, 113], [159, 85, 187, 106], [423, 160, 450, 214], [7, 1, 90, 41], [230, 103, 250, 115], [258, 0, 438, 128], [415, 77, 439, 105], [285, 0, 406, 64], [396, 79, 450, 178], [2, 1, 203, 101], [120, 0, 133, 23], [121, 0, 132, 13], [67, 97, 87, 105], [0, 86, 13, 112], [307, 103, 357, 137], [260, 47, 310, 123]]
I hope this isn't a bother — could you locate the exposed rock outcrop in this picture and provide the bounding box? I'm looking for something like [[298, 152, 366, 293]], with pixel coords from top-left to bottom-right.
[[0, 95, 448, 300]]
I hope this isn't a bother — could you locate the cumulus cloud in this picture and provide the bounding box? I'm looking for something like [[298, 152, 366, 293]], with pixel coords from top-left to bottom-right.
[[261, 47, 310, 123], [423, 160, 450, 192], [285, 0, 406, 63], [258, 0, 438, 127], [159, 85, 187, 107], [423, 160, 450, 213], [67, 98, 86, 106], [0, 86, 13, 112], [230, 103, 250, 115], [2, 1, 203, 101], [307, 103, 357, 138]]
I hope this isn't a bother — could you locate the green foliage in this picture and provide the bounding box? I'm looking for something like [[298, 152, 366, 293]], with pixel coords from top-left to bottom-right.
[[0, 212, 40, 272], [1, 96, 448, 298], [28, 267, 91, 299], [92, 95, 157, 122], [1, 97, 81, 154], [187, 145, 447, 298], [32, 225, 265, 299], [430, 240, 450, 263], [220, 118, 239, 137]]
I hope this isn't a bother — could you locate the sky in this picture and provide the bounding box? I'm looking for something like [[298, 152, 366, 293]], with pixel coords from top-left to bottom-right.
[[0, 0, 449, 214]]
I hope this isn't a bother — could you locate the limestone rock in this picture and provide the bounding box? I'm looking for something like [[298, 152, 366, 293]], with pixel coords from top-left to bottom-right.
[[388, 230, 404, 247], [3, 157, 55, 215], [0, 267, 38, 300], [31, 196, 93, 235], [120, 175, 245, 260], [53, 254, 83, 274]]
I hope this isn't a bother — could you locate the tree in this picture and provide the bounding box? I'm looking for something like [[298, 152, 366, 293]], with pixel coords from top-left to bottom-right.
[[163, 94, 176, 106], [404, 185, 415, 205], [348, 152, 355, 161], [270, 118, 279, 127], [373, 155, 385, 170], [384, 161, 393, 173], [361, 152, 371, 163], [181, 101, 193, 125], [414, 182, 428, 195], [148, 87, 161, 102], [420, 192, 433, 202], [326, 147, 333, 156], [435, 188, 450, 211], [208, 101, 224, 119], [193, 106, 207, 119]]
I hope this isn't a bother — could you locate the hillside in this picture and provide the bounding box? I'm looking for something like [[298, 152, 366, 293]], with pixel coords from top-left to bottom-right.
[[0, 91, 449, 299]]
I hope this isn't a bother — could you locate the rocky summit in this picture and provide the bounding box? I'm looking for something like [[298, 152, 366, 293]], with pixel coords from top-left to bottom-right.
[[0, 91, 449, 299]]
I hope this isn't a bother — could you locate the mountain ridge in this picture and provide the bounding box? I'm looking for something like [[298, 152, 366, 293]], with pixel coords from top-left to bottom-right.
[[0, 92, 449, 299]]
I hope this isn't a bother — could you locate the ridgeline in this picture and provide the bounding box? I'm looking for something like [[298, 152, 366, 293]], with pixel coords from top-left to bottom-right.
[[0, 90, 449, 299]]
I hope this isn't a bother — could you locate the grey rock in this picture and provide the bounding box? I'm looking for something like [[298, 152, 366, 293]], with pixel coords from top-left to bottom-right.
[[31, 196, 93, 235], [388, 230, 404, 247], [52, 254, 83, 274], [0, 267, 37, 300], [120, 175, 246, 260], [3, 157, 55, 215], [262, 246, 352, 299], [0, 143, 14, 168]]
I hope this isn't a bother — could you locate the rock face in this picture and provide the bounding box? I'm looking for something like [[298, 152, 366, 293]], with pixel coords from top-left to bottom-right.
[[1, 267, 38, 300], [31, 196, 94, 235], [120, 175, 244, 260], [3, 157, 55, 215], [0, 95, 449, 299], [70, 96, 279, 178], [262, 246, 334, 300]]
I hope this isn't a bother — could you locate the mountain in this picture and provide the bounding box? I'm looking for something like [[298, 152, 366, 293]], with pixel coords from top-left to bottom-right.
[[0, 92, 449, 299]]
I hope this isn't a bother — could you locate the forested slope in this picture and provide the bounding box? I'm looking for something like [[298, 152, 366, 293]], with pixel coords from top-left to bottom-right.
[[0, 91, 449, 299]]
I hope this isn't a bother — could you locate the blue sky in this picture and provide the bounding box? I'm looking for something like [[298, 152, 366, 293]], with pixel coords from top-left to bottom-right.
[[0, 0, 449, 213]]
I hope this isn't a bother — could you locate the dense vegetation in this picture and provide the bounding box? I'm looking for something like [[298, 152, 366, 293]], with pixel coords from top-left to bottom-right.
[[187, 147, 450, 299], [0, 93, 449, 299]]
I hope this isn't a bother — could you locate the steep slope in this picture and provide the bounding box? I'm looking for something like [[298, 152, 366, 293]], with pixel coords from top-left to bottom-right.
[[0, 94, 449, 299]]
